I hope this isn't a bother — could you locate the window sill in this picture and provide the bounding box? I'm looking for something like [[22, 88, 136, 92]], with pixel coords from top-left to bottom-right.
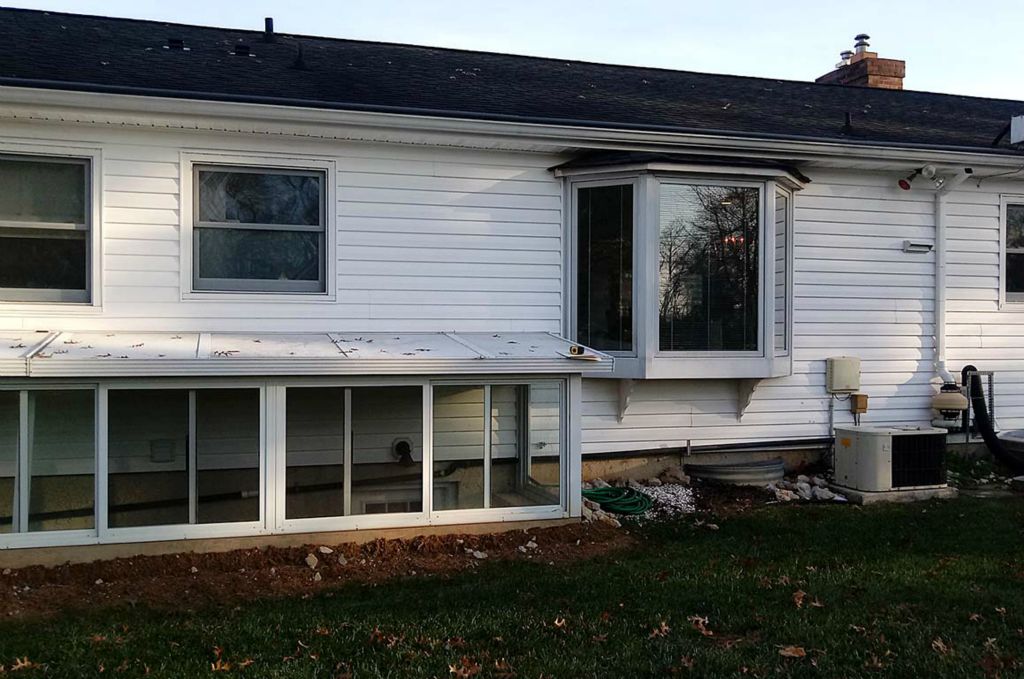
[[591, 354, 792, 380], [182, 290, 337, 303]]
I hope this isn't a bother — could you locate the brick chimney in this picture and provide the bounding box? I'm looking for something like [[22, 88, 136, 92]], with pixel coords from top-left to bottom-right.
[[815, 34, 905, 90]]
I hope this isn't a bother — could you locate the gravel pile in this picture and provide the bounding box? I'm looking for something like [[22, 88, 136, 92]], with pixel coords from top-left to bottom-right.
[[640, 483, 696, 519]]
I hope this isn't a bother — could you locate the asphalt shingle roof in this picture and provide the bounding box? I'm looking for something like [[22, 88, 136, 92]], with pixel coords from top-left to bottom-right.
[[1, 7, 1022, 154]]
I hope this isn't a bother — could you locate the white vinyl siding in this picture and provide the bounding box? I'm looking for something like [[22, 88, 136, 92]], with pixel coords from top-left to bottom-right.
[[0, 127, 563, 332]]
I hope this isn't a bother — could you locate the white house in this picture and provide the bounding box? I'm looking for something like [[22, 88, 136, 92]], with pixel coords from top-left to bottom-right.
[[0, 9, 1022, 561]]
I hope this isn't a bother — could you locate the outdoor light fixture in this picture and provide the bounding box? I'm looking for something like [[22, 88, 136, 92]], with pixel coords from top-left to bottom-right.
[[898, 165, 938, 191]]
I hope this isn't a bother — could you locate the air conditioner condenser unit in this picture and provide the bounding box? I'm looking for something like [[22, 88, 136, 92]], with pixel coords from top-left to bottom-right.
[[833, 425, 948, 492]]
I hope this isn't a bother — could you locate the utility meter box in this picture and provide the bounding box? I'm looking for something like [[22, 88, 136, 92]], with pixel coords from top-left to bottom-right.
[[826, 356, 861, 393]]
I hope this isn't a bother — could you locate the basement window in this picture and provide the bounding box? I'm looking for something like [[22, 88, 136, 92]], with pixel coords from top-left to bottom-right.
[[566, 167, 799, 379], [193, 165, 327, 294], [0, 155, 91, 303], [1004, 201, 1024, 303]]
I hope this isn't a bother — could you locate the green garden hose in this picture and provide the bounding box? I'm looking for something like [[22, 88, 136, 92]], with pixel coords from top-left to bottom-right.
[[582, 487, 654, 515]]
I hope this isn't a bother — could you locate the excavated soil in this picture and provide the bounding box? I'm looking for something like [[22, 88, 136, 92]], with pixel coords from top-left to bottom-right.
[[0, 522, 632, 621]]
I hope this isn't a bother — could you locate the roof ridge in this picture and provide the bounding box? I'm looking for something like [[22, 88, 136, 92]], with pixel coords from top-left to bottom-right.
[[1, 5, 1022, 106]]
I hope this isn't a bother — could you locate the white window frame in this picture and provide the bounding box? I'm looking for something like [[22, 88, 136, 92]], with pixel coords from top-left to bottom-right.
[[0, 145, 102, 309], [1000, 195, 1024, 306], [0, 373, 579, 550], [180, 153, 337, 301], [565, 168, 797, 380]]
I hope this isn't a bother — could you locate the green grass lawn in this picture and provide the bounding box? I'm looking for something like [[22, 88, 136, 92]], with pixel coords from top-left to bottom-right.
[[2, 496, 1023, 677]]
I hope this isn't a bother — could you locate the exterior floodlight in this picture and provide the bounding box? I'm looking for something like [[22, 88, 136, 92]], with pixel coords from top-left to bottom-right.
[[898, 169, 920, 190]]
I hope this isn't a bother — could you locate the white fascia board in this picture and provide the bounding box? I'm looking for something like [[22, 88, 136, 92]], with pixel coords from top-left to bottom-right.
[[3, 86, 1024, 170], [24, 357, 613, 377]]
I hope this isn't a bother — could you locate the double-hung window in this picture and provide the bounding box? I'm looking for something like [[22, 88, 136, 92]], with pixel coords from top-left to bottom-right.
[[1004, 201, 1024, 303], [193, 165, 327, 293], [0, 154, 90, 303]]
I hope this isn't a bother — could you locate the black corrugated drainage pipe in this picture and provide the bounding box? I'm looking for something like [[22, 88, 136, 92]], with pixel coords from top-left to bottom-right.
[[962, 365, 1024, 472]]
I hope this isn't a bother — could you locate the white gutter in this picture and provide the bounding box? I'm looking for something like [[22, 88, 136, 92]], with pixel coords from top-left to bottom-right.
[[934, 168, 975, 384]]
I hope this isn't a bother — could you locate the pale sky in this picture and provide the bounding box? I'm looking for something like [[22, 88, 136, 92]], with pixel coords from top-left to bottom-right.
[[5, 0, 1023, 100]]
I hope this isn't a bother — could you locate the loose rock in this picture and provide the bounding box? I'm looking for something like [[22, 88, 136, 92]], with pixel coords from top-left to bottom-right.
[[338, 555, 348, 566], [313, 572, 322, 582], [811, 486, 836, 501], [658, 465, 690, 486], [304, 554, 319, 570], [796, 474, 810, 484], [471, 550, 488, 560], [590, 477, 610, 489], [318, 546, 334, 555], [812, 476, 829, 488], [646, 477, 663, 487]]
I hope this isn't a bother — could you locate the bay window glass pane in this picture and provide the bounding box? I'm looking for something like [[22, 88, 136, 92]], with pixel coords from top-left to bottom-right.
[[1006, 205, 1024, 295], [0, 392, 17, 534], [28, 390, 94, 531], [108, 390, 190, 529], [490, 383, 562, 508], [0, 157, 86, 224], [198, 170, 321, 226], [774, 192, 789, 354], [577, 184, 633, 352], [286, 387, 345, 520], [196, 389, 260, 524], [0, 231, 87, 291], [350, 386, 423, 515], [1006, 204, 1024, 250], [659, 184, 760, 352], [432, 386, 485, 511], [1007, 253, 1024, 294], [197, 228, 321, 283]]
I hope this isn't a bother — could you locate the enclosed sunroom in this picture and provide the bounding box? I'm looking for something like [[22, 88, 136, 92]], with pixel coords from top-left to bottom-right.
[[0, 331, 608, 551]]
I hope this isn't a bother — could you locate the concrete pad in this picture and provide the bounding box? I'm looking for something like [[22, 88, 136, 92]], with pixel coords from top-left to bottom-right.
[[830, 484, 957, 505]]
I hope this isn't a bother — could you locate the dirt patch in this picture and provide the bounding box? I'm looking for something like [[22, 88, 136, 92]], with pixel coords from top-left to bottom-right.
[[0, 522, 631, 621], [691, 482, 773, 517]]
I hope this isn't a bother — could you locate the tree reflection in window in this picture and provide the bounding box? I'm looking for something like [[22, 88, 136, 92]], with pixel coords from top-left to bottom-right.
[[658, 184, 759, 352]]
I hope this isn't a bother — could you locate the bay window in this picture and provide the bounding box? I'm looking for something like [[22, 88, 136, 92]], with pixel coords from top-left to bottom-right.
[[566, 165, 800, 379]]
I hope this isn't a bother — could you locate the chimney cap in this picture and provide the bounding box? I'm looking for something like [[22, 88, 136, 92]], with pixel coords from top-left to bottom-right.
[[263, 17, 275, 43]]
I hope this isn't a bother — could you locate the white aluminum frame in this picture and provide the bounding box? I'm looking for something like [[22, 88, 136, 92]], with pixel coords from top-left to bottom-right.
[[999, 195, 1024, 306], [566, 169, 796, 379], [0, 145, 102, 309], [567, 175, 644, 377], [0, 373, 576, 551], [180, 152, 337, 302]]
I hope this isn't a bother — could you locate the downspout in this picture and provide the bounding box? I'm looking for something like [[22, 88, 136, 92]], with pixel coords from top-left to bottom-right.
[[933, 168, 974, 384]]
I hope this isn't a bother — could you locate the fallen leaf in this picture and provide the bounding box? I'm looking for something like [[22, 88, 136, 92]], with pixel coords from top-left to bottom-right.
[[779, 646, 807, 658], [932, 637, 952, 656], [553, 617, 567, 629], [649, 621, 671, 638], [792, 590, 806, 609], [687, 615, 714, 637], [10, 657, 38, 671], [449, 656, 482, 677], [211, 659, 232, 672], [970, 613, 984, 622]]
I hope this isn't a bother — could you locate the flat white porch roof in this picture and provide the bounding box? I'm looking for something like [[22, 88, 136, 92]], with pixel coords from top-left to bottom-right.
[[0, 331, 612, 378]]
